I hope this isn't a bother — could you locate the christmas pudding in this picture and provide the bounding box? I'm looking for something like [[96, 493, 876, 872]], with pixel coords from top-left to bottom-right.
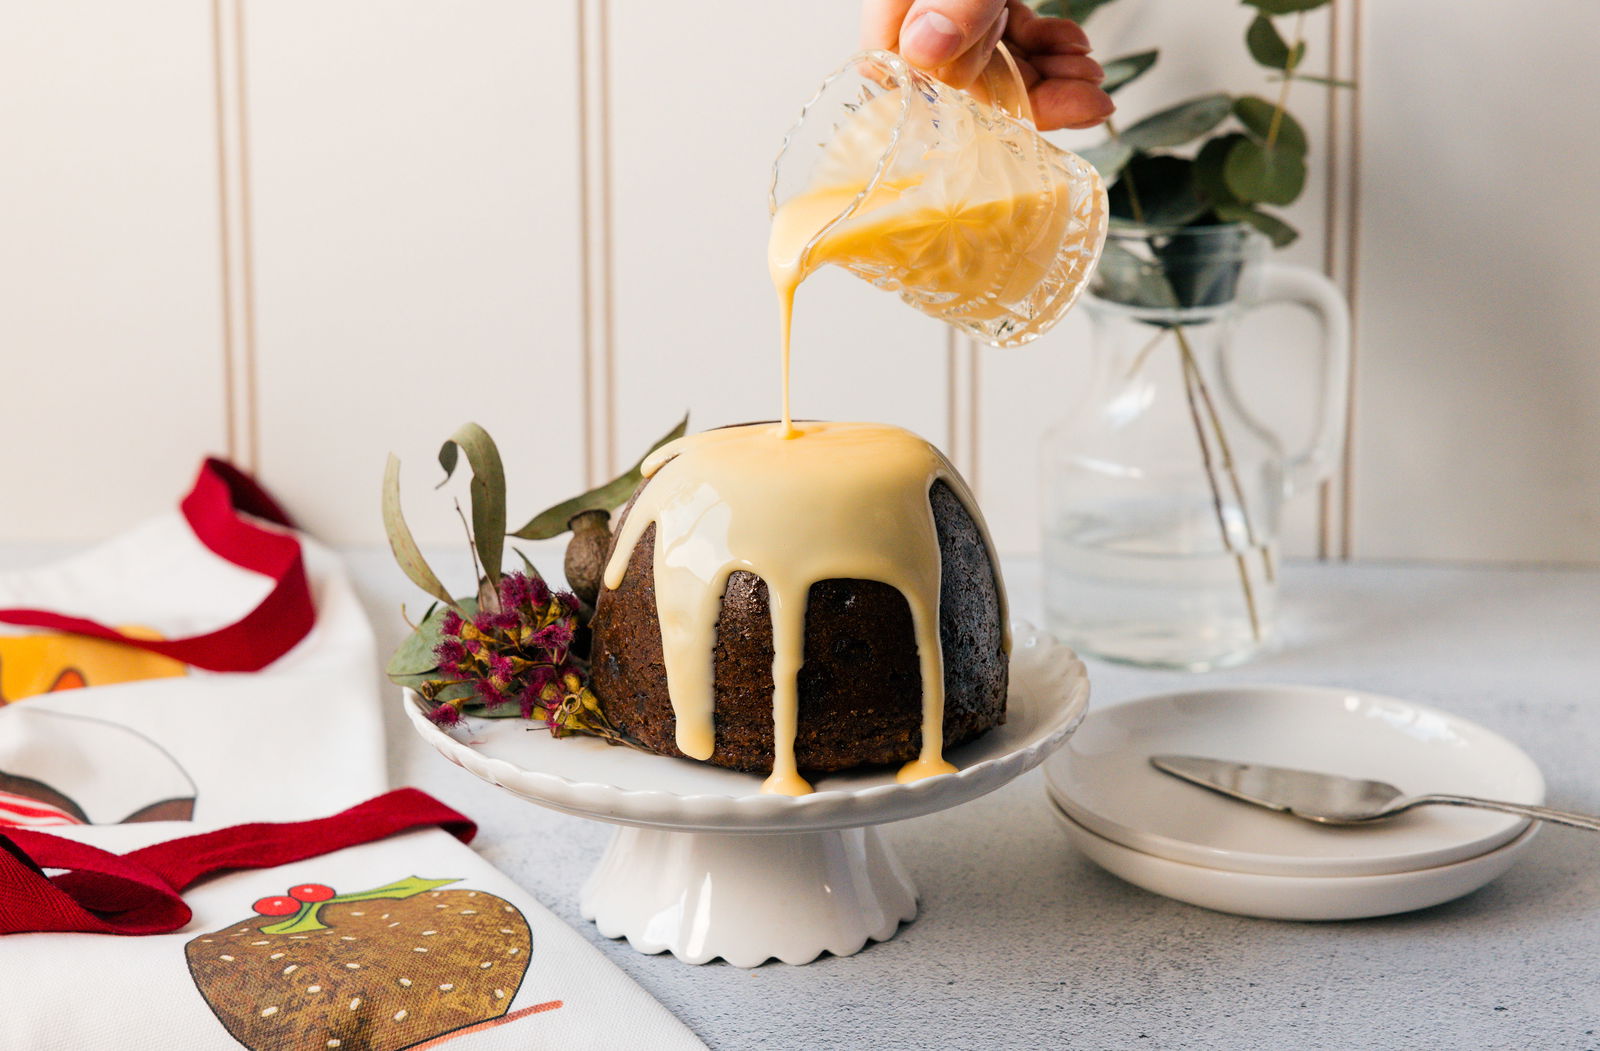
[[587, 421, 1009, 795]]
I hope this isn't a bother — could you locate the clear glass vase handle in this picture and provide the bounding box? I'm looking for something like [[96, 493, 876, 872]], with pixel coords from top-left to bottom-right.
[[1249, 264, 1351, 499]]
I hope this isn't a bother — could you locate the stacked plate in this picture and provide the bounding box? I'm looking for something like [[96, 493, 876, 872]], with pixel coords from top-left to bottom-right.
[[1042, 685, 1546, 920]]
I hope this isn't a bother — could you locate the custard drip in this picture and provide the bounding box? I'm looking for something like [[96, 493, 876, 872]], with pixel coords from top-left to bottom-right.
[[767, 91, 1094, 432], [602, 422, 1008, 796]]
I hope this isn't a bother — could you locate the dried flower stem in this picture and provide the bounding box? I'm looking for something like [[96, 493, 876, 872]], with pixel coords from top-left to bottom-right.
[[453, 499, 482, 586]]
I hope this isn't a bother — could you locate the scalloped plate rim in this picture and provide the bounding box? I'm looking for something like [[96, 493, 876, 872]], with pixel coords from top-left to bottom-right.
[[404, 623, 1089, 830]]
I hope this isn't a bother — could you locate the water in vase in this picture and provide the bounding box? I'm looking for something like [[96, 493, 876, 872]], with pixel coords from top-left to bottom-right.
[[1043, 500, 1276, 670]]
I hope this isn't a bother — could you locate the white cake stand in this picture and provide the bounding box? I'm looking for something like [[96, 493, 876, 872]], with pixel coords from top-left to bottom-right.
[[405, 624, 1089, 967]]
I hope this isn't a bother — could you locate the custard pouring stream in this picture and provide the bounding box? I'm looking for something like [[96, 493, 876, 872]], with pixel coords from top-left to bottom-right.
[[597, 48, 1106, 794]]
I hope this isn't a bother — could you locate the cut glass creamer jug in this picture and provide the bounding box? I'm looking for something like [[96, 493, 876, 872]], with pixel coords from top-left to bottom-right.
[[770, 45, 1109, 346]]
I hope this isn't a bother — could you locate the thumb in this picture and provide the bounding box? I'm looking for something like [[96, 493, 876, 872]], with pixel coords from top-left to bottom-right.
[[898, 0, 1008, 70]]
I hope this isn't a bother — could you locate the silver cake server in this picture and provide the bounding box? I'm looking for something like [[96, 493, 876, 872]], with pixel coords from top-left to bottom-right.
[[1150, 754, 1600, 832]]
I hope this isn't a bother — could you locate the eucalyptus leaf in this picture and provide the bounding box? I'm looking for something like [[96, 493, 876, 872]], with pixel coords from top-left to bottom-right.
[[1068, 0, 1117, 19], [510, 413, 687, 540], [389, 669, 440, 692], [1277, 73, 1356, 89], [1030, 0, 1117, 21], [1245, 15, 1290, 69], [1109, 154, 1211, 228], [1101, 50, 1158, 94], [512, 548, 547, 582], [1233, 95, 1308, 154], [1244, 0, 1329, 13], [407, 680, 476, 706], [1118, 94, 1233, 151], [1193, 133, 1245, 207], [435, 423, 506, 588], [1078, 139, 1134, 181], [1214, 202, 1299, 248], [1152, 225, 1254, 310], [382, 454, 455, 608], [385, 597, 478, 680], [1090, 239, 1182, 312], [1222, 137, 1307, 205]]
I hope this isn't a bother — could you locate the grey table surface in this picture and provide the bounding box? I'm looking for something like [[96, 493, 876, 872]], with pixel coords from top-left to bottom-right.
[[349, 551, 1599, 1050]]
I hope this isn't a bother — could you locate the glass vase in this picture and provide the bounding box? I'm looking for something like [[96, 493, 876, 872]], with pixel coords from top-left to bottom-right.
[[1041, 223, 1349, 669]]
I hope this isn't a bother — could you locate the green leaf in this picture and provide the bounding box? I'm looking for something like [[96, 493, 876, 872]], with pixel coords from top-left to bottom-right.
[[1277, 73, 1356, 89], [1068, 0, 1116, 19], [1244, 0, 1329, 13], [436, 423, 506, 588], [1090, 239, 1182, 311], [386, 599, 471, 678], [1223, 137, 1307, 205], [512, 548, 546, 582], [1152, 225, 1256, 309], [417, 681, 476, 705], [1109, 154, 1211, 228], [1078, 139, 1134, 181], [1214, 202, 1300, 248], [383, 454, 456, 608], [1193, 133, 1245, 207], [510, 413, 687, 540], [261, 877, 461, 934], [1232, 95, 1308, 154], [1031, 0, 1118, 21], [1245, 15, 1289, 68], [1118, 94, 1233, 151], [1101, 49, 1158, 94]]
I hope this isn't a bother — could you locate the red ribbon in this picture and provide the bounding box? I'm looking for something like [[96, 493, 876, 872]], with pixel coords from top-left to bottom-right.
[[0, 788, 476, 936], [0, 458, 316, 672]]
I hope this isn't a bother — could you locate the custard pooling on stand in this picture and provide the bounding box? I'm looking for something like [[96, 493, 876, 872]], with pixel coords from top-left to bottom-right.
[[601, 422, 1009, 795]]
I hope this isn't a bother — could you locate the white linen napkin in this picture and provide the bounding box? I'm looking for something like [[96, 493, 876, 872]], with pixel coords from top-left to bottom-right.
[[0, 506, 705, 1051]]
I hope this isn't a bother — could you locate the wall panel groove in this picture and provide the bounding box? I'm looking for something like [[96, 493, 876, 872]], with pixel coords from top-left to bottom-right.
[[210, 0, 260, 474], [0, 1, 227, 541]]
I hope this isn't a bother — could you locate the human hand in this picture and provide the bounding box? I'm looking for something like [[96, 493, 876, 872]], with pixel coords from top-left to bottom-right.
[[860, 0, 1114, 131]]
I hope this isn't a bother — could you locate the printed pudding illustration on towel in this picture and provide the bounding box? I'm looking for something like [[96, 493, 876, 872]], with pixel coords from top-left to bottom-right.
[[187, 877, 545, 1051], [0, 708, 198, 827], [0, 629, 186, 703]]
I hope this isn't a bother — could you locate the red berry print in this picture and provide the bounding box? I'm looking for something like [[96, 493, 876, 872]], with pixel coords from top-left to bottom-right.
[[289, 883, 335, 903], [253, 896, 299, 917]]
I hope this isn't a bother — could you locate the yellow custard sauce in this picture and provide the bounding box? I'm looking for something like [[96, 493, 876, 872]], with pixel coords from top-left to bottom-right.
[[602, 421, 1008, 796]]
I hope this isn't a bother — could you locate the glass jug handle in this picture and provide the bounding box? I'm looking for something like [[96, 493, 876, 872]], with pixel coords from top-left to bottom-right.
[[973, 42, 1035, 126], [1234, 264, 1351, 499]]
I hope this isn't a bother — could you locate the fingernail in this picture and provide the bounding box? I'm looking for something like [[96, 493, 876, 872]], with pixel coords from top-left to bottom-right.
[[903, 11, 964, 67]]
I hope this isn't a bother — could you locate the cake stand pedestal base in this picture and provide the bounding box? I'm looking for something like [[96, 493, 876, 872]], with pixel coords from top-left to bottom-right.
[[579, 825, 918, 967]]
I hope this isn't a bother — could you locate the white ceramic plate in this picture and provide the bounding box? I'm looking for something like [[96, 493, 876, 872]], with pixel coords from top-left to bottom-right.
[[406, 623, 1089, 834], [1042, 685, 1545, 877], [1050, 799, 1539, 921]]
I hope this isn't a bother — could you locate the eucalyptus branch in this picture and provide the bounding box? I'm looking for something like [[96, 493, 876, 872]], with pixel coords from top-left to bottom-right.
[[1104, 118, 1146, 224], [1264, 12, 1306, 151], [1173, 325, 1275, 585], [1178, 344, 1262, 641]]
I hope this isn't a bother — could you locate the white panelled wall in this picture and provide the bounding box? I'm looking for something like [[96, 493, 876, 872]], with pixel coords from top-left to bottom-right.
[[2, 1, 1597, 565]]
